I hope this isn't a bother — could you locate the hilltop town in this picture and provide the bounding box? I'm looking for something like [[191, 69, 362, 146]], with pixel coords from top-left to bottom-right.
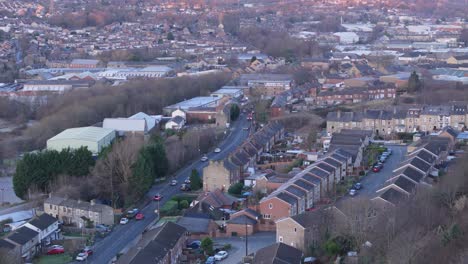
[[0, 0, 467, 264]]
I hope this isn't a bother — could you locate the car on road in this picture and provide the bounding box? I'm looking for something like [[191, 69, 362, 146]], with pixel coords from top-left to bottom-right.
[[187, 240, 201, 249], [200, 156, 209, 162], [205, 256, 216, 264], [153, 194, 163, 201], [372, 164, 383, 172], [126, 208, 139, 218], [170, 180, 178, 186], [96, 224, 111, 232], [47, 245, 64, 255], [135, 213, 144, 220], [180, 184, 191, 191], [214, 251, 228, 260], [82, 246, 93, 256], [76, 252, 89, 261], [214, 148, 221, 153], [184, 178, 191, 184], [349, 189, 357, 196], [243, 126, 249, 130], [120, 218, 129, 225], [353, 183, 362, 190]]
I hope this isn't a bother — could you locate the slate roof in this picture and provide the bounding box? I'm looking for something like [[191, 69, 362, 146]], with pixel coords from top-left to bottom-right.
[[309, 167, 329, 179], [276, 192, 298, 206], [323, 157, 342, 168], [293, 179, 315, 191], [0, 239, 16, 249], [253, 243, 302, 264], [378, 188, 407, 205], [290, 211, 323, 229], [6, 227, 39, 245], [285, 186, 307, 198], [398, 166, 425, 183], [128, 222, 186, 264], [315, 162, 335, 173], [227, 214, 258, 225], [28, 213, 58, 231], [400, 156, 431, 173], [176, 216, 211, 234], [393, 176, 417, 193]]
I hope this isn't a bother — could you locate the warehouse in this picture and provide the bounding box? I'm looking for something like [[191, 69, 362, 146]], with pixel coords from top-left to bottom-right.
[[47, 127, 116, 155]]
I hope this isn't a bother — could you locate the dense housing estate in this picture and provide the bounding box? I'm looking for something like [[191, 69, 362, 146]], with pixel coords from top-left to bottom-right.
[[326, 104, 468, 135]]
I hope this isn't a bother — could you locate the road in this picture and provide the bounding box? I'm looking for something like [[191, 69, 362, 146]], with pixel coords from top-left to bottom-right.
[[213, 232, 276, 264], [88, 115, 251, 264], [358, 145, 407, 197]]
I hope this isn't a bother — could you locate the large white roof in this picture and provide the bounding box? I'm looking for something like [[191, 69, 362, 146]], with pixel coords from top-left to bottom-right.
[[103, 118, 147, 132], [48, 127, 115, 142]]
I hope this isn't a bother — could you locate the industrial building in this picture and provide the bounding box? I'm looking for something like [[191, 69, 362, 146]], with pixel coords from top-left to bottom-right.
[[47, 127, 116, 155]]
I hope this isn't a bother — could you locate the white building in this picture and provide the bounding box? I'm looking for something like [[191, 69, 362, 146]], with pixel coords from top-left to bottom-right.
[[47, 127, 116, 155], [333, 32, 359, 44]]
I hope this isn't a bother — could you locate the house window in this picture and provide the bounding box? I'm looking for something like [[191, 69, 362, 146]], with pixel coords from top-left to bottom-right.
[[294, 228, 297, 232], [49, 204, 52, 210], [263, 214, 271, 219], [269, 203, 273, 209], [279, 236, 283, 242], [63, 207, 66, 212]]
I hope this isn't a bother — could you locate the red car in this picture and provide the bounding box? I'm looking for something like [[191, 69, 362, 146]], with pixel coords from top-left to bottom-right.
[[153, 194, 163, 201], [82, 247, 93, 255], [372, 164, 383, 172], [47, 245, 65, 255], [135, 213, 144, 220]]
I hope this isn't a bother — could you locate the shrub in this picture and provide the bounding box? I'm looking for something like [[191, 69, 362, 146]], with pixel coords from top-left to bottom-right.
[[228, 182, 244, 196], [179, 200, 189, 209]]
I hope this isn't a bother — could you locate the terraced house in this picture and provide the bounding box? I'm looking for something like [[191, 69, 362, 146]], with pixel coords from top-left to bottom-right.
[[326, 104, 467, 135]]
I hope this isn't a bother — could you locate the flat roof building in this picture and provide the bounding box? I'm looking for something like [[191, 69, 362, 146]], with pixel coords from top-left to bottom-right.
[[163, 96, 222, 114]]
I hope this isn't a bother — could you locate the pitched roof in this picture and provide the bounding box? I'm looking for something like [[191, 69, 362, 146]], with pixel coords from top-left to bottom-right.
[[0, 239, 16, 249], [276, 192, 298, 206], [227, 214, 258, 225], [176, 216, 211, 233], [253, 243, 302, 264], [290, 211, 323, 229], [28, 214, 58, 231], [378, 188, 407, 205], [6, 227, 38, 245], [128, 222, 186, 264]]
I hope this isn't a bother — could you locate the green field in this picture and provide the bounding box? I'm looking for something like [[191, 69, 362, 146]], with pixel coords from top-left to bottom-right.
[[35, 254, 73, 264]]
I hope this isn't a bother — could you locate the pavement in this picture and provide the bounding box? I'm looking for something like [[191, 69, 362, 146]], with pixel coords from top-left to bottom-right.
[[340, 145, 407, 203], [213, 232, 276, 264], [88, 115, 251, 264]]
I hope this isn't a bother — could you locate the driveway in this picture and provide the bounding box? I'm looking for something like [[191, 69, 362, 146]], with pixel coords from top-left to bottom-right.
[[213, 232, 276, 264]]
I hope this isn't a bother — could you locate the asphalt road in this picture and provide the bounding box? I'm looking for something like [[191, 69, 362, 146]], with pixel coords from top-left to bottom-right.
[[357, 145, 407, 197], [213, 232, 276, 264], [88, 115, 251, 264]]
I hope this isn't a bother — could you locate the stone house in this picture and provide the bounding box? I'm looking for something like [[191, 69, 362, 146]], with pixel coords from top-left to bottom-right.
[[44, 196, 114, 226], [276, 212, 323, 252]]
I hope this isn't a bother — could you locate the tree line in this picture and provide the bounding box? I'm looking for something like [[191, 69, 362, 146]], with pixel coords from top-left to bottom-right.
[[13, 147, 94, 199]]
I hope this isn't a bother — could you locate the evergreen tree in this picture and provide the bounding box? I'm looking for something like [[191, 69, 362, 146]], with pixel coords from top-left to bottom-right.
[[167, 32, 175, 40], [407, 71, 421, 93], [189, 169, 202, 190], [230, 104, 240, 121]]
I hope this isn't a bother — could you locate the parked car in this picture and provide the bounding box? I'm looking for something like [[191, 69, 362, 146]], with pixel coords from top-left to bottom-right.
[[200, 156, 208, 162], [126, 208, 139, 218], [170, 180, 178, 186], [180, 184, 191, 191], [206, 256, 216, 264], [76, 252, 88, 261], [243, 126, 249, 130], [214, 251, 229, 260], [353, 183, 362, 190], [82, 246, 93, 255], [187, 240, 201, 249], [96, 224, 110, 232], [372, 164, 383, 172], [135, 213, 144, 220], [214, 148, 221, 153], [184, 178, 191, 184], [153, 194, 163, 201], [47, 245, 64, 255], [349, 189, 357, 196], [120, 218, 129, 225]]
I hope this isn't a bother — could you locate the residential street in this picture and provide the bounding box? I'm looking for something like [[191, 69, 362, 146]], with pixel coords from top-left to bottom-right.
[[213, 232, 276, 264], [337, 145, 407, 206], [88, 115, 251, 264]]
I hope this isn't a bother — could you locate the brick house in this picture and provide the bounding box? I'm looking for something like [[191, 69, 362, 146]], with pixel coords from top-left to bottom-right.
[[226, 209, 261, 236], [276, 212, 324, 252], [259, 193, 299, 223]]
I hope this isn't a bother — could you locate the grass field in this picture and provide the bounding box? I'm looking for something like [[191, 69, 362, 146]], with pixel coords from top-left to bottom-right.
[[35, 254, 73, 264]]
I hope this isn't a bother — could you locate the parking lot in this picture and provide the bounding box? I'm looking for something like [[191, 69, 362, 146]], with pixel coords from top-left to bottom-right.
[[213, 232, 275, 264]]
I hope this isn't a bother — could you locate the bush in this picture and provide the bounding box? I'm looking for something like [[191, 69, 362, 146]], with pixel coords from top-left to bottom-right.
[[228, 182, 244, 196], [160, 200, 179, 216], [323, 240, 340, 256], [179, 200, 189, 209], [201, 237, 214, 255], [223, 243, 232, 250]]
